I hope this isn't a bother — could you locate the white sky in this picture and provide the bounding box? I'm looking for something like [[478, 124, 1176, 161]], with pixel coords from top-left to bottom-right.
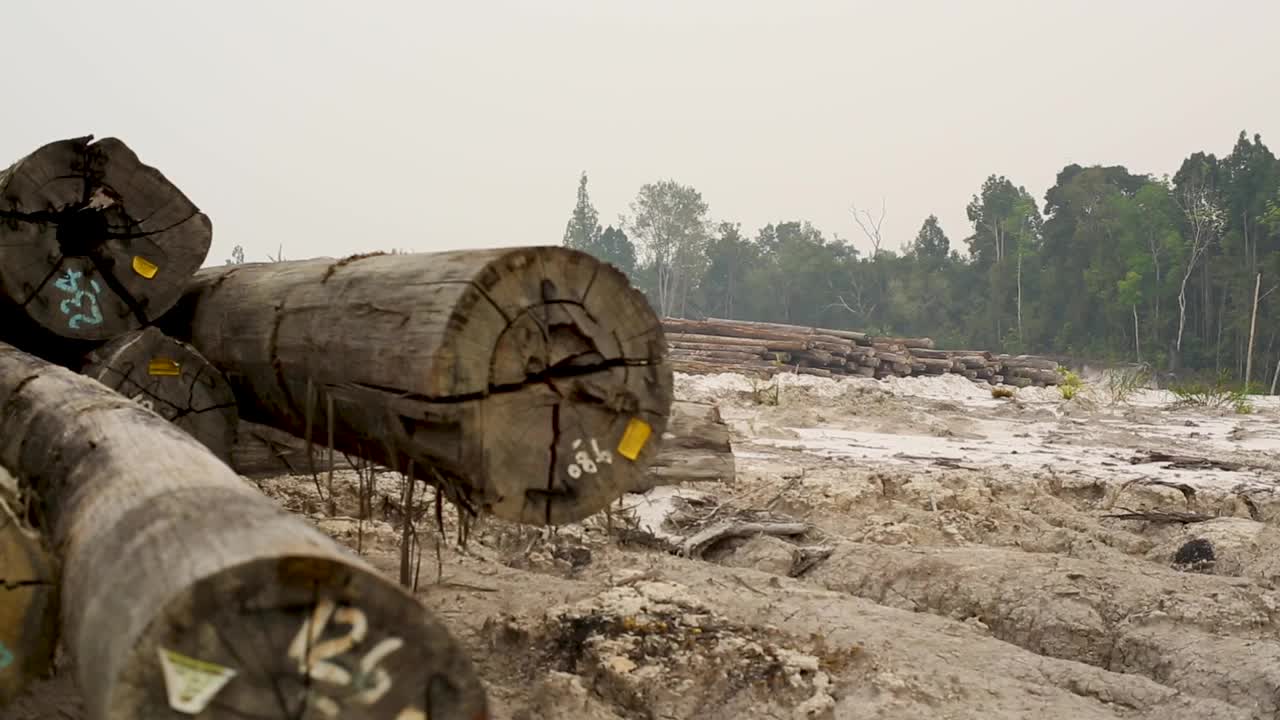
[[4, 1, 1276, 265]]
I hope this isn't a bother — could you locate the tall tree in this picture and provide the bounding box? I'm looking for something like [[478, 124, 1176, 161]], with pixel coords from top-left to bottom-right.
[[595, 225, 638, 277], [910, 215, 950, 261], [626, 180, 712, 318], [701, 222, 757, 320], [563, 172, 601, 251]]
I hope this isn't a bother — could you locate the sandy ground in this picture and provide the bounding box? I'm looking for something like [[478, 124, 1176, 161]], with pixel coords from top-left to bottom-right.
[[8, 371, 1280, 719]]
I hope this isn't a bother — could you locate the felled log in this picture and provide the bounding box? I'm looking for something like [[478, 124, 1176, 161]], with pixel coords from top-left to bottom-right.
[[627, 400, 734, 492], [229, 420, 329, 477], [0, 342, 488, 720], [871, 336, 935, 349], [1001, 355, 1058, 371], [665, 333, 780, 349], [0, 467, 58, 708], [165, 247, 672, 526], [875, 350, 909, 365], [915, 358, 952, 374], [663, 318, 812, 346], [1004, 367, 1061, 385], [81, 326, 238, 462], [702, 317, 868, 344], [669, 348, 763, 363], [0, 136, 211, 356], [669, 340, 768, 354]]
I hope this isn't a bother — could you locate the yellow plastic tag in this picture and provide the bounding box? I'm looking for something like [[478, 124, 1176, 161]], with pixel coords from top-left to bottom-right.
[[616, 418, 652, 461], [157, 647, 237, 714], [132, 256, 159, 279], [148, 358, 181, 376]]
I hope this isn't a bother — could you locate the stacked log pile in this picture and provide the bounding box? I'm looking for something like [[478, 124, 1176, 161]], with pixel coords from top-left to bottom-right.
[[664, 317, 1062, 388], [0, 136, 678, 718]]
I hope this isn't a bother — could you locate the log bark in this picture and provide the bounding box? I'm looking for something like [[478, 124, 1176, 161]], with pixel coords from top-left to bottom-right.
[[665, 333, 777, 349], [0, 343, 487, 720], [0, 136, 211, 354], [870, 336, 935, 349], [236, 398, 737, 500], [668, 340, 768, 354], [668, 348, 762, 363], [229, 420, 331, 478], [165, 248, 672, 527], [1005, 366, 1062, 385], [0, 467, 58, 708], [915, 358, 952, 374], [81, 327, 238, 462], [701, 317, 869, 344], [1002, 355, 1058, 370], [663, 318, 813, 346]]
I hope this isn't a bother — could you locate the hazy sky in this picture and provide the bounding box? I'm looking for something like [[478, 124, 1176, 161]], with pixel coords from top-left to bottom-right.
[[5, 1, 1277, 266]]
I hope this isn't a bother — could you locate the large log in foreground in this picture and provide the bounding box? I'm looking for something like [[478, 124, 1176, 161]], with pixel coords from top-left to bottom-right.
[[0, 136, 212, 355], [0, 467, 58, 708], [81, 327, 238, 462], [0, 344, 487, 719], [166, 247, 672, 526]]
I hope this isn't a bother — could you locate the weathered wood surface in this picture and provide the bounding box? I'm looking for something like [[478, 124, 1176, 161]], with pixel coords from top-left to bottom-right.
[[0, 466, 58, 709], [234, 399, 735, 495], [0, 343, 487, 720], [0, 136, 211, 352], [81, 327, 238, 462], [165, 247, 672, 526], [230, 420, 330, 478]]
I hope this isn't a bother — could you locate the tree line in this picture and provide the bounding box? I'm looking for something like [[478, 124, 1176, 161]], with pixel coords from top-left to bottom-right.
[[563, 130, 1280, 385]]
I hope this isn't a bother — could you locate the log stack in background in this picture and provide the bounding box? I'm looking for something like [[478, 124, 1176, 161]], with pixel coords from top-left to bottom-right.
[[663, 317, 1063, 388]]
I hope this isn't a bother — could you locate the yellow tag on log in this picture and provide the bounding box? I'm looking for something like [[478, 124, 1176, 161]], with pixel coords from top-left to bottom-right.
[[616, 418, 652, 461], [157, 647, 237, 714], [132, 256, 159, 279], [148, 358, 181, 376]]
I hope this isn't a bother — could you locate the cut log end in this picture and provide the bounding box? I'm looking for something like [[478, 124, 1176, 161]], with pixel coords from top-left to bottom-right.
[[437, 251, 673, 525], [0, 135, 212, 343], [82, 326, 238, 462], [108, 556, 488, 720]]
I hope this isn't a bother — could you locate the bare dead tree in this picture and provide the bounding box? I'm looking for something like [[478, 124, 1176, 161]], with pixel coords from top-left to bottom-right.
[[1174, 182, 1223, 353], [850, 199, 887, 256]]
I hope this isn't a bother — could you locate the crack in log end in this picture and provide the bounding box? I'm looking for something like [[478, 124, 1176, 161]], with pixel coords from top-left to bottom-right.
[[345, 356, 657, 407], [321, 252, 389, 283], [85, 250, 148, 326], [545, 403, 561, 525]]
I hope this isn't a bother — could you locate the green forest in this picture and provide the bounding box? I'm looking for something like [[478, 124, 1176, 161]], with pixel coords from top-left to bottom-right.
[[563, 130, 1280, 385]]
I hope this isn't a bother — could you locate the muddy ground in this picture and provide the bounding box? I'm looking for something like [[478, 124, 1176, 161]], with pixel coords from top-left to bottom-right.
[[7, 371, 1280, 719]]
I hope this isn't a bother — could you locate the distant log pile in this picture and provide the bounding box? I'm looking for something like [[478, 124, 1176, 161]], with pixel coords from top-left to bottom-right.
[[664, 317, 1062, 388]]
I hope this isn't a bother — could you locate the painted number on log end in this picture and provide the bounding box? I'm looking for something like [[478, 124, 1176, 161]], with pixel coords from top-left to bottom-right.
[[148, 358, 182, 376], [156, 647, 237, 715], [0, 641, 12, 670], [130, 393, 155, 411], [132, 256, 159, 279], [287, 597, 424, 718], [616, 418, 652, 461], [566, 438, 613, 479], [53, 268, 103, 330]]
